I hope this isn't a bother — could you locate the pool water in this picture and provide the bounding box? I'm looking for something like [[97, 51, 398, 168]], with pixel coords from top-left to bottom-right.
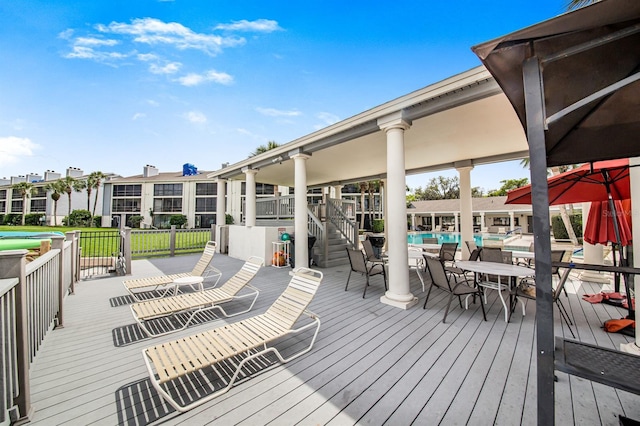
[[407, 232, 506, 247]]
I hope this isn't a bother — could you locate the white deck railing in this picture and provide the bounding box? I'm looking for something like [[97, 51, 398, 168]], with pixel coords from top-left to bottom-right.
[[0, 235, 79, 424]]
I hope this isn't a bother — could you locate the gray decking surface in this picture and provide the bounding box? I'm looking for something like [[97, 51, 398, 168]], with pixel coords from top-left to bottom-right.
[[27, 253, 640, 425]]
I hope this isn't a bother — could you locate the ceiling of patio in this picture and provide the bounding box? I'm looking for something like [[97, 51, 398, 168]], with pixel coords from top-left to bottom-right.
[[208, 66, 530, 188]]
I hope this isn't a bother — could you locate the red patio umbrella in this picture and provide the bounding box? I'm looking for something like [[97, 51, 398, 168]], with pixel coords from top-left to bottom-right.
[[506, 158, 634, 317], [584, 199, 632, 247]]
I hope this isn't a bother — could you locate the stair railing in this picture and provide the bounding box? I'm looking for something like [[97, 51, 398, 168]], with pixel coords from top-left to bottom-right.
[[327, 198, 358, 248]]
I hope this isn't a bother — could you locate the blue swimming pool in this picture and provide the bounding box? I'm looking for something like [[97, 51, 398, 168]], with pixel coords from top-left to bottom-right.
[[407, 232, 507, 247]]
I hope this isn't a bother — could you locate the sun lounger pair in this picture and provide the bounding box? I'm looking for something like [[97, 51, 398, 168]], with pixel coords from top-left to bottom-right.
[[130, 256, 265, 337], [123, 241, 222, 301], [143, 267, 323, 413]]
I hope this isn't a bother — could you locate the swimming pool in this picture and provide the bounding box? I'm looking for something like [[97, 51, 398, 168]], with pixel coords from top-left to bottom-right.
[[407, 232, 507, 247]]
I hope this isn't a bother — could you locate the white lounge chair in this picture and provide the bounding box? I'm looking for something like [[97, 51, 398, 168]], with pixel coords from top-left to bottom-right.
[[143, 267, 323, 412], [130, 256, 264, 337], [123, 241, 221, 301]]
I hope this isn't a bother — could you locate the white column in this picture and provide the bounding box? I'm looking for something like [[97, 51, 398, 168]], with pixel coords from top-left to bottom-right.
[[509, 211, 515, 231], [457, 164, 473, 258], [579, 202, 610, 283], [431, 213, 436, 230], [332, 184, 343, 200], [411, 213, 416, 230], [215, 178, 227, 226], [292, 153, 311, 268], [243, 168, 257, 227], [480, 212, 486, 230], [621, 157, 640, 354], [378, 117, 417, 309]]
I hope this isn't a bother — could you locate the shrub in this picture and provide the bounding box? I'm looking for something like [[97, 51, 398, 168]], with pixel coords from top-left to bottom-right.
[[64, 209, 92, 227], [128, 215, 144, 228], [25, 213, 45, 226], [169, 214, 188, 228], [4, 214, 21, 226], [225, 213, 235, 225], [93, 215, 102, 227], [372, 219, 385, 233], [552, 214, 583, 240]]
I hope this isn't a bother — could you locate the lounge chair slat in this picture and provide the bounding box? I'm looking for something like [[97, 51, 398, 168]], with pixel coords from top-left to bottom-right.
[[143, 267, 323, 411]]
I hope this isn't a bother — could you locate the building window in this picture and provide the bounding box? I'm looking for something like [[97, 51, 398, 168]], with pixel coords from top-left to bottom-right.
[[0, 189, 6, 199], [196, 198, 216, 212], [241, 182, 276, 196], [154, 184, 183, 196], [195, 214, 216, 228], [11, 200, 23, 213], [113, 184, 141, 197], [0, 201, 5, 213], [112, 198, 141, 212], [33, 187, 47, 198], [12, 190, 22, 199], [30, 199, 46, 212], [154, 198, 182, 213], [196, 183, 217, 196]]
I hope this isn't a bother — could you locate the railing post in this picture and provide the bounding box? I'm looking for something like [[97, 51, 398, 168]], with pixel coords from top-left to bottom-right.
[[170, 225, 176, 257], [0, 250, 32, 423], [122, 227, 132, 274], [51, 236, 66, 328], [65, 231, 77, 294]]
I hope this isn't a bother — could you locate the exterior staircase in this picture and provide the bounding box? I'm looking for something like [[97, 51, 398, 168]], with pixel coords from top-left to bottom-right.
[[313, 222, 351, 268]]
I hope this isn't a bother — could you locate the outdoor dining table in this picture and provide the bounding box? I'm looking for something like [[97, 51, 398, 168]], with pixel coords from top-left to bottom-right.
[[455, 260, 535, 322]]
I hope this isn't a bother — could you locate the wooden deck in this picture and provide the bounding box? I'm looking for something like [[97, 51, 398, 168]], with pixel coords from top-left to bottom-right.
[[27, 253, 639, 425]]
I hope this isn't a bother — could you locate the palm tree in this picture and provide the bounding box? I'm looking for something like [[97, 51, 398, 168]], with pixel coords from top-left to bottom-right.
[[44, 180, 65, 226], [60, 176, 78, 218], [249, 140, 280, 157], [12, 181, 35, 226], [87, 171, 107, 218], [567, 0, 598, 9]]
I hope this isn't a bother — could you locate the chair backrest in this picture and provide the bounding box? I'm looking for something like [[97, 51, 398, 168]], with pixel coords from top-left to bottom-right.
[[219, 256, 264, 296], [425, 256, 452, 291], [434, 225, 441, 232], [191, 241, 217, 276], [346, 247, 368, 273], [551, 250, 567, 275], [422, 237, 438, 244], [480, 246, 503, 263], [502, 250, 513, 265], [361, 239, 378, 260], [265, 267, 323, 329], [465, 240, 478, 253], [468, 248, 482, 261], [439, 242, 458, 263]]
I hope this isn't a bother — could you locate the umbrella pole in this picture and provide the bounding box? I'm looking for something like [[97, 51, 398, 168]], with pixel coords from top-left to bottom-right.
[[604, 171, 634, 319]]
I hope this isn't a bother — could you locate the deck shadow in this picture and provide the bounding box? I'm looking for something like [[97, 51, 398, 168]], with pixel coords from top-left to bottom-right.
[[115, 352, 280, 424], [112, 311, 223, 347]]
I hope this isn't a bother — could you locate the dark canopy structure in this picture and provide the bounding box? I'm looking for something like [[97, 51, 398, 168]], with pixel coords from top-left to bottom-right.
[[472, 1, 640, 424]]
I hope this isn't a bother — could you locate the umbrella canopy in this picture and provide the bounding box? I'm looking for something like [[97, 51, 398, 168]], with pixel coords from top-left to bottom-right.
[[584, 199, 632, 246], [505, 159, 631, 206]]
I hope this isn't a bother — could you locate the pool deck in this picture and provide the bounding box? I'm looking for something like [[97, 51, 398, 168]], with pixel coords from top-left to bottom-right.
[[26, 252, 639, 425]]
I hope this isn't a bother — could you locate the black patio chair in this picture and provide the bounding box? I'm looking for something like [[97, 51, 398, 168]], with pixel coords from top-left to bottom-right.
[[423, 256, 486, 323], [345, 248, 387, 298]]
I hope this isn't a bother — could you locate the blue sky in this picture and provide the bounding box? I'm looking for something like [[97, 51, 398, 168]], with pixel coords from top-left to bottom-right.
[[0, 0, 568, 193]]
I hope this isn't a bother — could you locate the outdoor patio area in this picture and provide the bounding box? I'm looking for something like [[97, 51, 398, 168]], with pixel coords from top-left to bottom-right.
[[26, 252, 639, 425]]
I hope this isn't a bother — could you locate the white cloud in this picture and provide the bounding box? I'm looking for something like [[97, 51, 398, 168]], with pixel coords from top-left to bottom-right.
[[316, 112, 340, 126], [0, 136, 40, 166], [184, 111, 207, 123], [97, 18, 245, 55], [215, 19, 282, 33], [132, 113, 146, 120], [177, 70, 233, 86], [75, 37, 119, 47], [137, 53, 158, 61], [64, 45, 131, 61], [149, 61, 181, 74], [147, 99, 160, 107], [256, 107, 302, 117]]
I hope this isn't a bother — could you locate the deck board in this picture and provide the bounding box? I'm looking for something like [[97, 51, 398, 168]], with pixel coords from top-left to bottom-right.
[[24, 253, 640, 425]]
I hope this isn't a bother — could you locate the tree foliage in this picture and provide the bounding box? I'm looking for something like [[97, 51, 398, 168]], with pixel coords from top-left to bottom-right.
[[249, 140, 280, 157], [486, 178, 530, 197], [412, 176, 483, 200]]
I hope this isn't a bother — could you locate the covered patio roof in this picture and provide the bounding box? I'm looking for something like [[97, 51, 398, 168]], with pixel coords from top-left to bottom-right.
[[207, 66, 529, 187]]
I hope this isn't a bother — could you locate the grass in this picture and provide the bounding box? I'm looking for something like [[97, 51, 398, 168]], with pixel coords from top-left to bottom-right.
[[0, 226, 212, 258]]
